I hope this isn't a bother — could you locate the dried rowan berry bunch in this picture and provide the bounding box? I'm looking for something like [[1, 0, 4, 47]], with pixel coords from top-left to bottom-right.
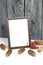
[[30, 41, 38, 49]]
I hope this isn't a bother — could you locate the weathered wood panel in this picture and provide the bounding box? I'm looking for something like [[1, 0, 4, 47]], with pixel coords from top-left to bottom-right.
[[25, 0, 42, 40], [0, 1, 2, 36], [1, 0, 7, 37], [0, 0, 43, 40], [30, 0, 42, 40], [42, 0, 43, 39]]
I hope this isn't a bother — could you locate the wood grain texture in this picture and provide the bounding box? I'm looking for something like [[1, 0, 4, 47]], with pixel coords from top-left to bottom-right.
[[0, 0, 43, 40], [0, 1, 2, 37]]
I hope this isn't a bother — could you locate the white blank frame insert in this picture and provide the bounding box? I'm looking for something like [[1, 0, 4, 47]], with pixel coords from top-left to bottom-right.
[[7, 17, 30, 49]]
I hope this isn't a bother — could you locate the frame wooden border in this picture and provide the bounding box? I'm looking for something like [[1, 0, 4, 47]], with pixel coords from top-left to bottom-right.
[[6, 17, 31, 49]]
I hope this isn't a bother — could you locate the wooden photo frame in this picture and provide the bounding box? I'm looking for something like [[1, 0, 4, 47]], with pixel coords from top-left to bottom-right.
[[7, 17, 30, 49]]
